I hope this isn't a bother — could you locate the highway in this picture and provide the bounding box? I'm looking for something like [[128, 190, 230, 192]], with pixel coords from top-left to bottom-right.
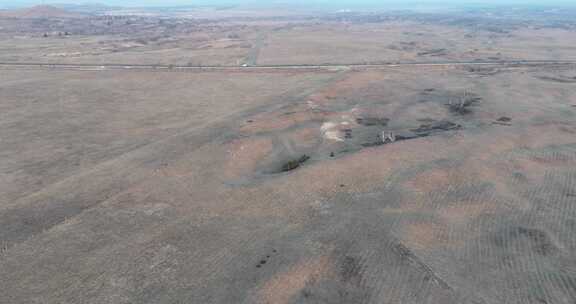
[[0, 60, 575, 72]]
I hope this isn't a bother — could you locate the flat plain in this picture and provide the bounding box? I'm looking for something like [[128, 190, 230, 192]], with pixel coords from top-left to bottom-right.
[[1, 4, 576, 304]]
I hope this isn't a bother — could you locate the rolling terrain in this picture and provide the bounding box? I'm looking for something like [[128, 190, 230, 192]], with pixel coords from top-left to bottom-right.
[[1, 4, 576, 304]]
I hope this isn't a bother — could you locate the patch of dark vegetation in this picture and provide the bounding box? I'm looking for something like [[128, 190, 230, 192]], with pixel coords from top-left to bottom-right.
[[419, 90, 481, 114], [493, 121, 511, 126], [300, 288, 313, 299], [388, 41, 418, 52], [361, 120, 461, 148], [417, 117, 437, 123], [256, 249, 278, 269], [465, 66, 500, 76], [393, 133, 421, 141], [340, 255, 363, 284], [391, 240, 452, 290], [295, 254, 371, 303], [446, 92, 482, 115], [343, 129, 353, 139], [515, 227, 558, 256], [280, 155, 310, 172], [356, 117, 389, 126], [417, 48, 447, 56], [536, 297, 549, 304], [410, 120, 461, 136], [493, 226, 558, 256], [512, 172, 528, 182], [537, 76, 576, 83], [392, 241, 416, 262], [493, 116, 512, 126], [361, 140, 387, 148]]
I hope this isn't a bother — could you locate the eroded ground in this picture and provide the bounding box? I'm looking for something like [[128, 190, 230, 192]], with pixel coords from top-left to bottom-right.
[[1, 63, 576, 303]]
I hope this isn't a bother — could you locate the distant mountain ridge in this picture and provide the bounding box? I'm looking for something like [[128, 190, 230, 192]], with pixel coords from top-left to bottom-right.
[[0, 5, 87, 18], [51, 3, 121, 13]]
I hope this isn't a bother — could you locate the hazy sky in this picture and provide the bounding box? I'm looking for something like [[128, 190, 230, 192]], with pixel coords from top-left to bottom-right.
[[2, 0, 575, 8]]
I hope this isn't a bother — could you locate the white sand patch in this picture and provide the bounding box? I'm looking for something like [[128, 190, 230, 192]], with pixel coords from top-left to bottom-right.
[[307, 100, 319, 109], [321, 122, 344, 142], [325, 130, 344, 141], [321, 122, 337, 132], [341, 114, 353, 121]]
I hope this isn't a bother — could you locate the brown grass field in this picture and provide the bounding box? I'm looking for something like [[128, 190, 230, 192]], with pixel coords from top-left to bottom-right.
[[2, 6, 576, 304]]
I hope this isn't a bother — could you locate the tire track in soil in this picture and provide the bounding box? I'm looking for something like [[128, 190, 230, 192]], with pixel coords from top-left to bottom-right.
[[485, 149, 572, 303], [0, 72, 340, 255], [468, 159, 521, 303], [531, 171, 576, 303], [457, 143, 576, 303], [519, 146, 576, 303], [272, 183, 461, 304], [357, 165, 466, 303], [393, 156, 475, 302], [491, 158, 552, 303], [523, 174, 561, 304]]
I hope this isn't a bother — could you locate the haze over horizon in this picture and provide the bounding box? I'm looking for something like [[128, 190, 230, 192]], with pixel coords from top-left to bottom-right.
[[2, 0, 576, 9]]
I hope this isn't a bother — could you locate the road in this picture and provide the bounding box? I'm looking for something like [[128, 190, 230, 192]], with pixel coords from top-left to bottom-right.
[[0, 59, 575, 72]]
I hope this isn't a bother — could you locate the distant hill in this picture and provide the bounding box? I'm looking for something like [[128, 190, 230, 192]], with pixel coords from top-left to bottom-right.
[[52, 3, 119, 14], [0, 5, 87, 18]]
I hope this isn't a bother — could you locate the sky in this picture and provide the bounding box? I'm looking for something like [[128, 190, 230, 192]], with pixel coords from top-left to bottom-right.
[[1, 0, 575, 9]]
